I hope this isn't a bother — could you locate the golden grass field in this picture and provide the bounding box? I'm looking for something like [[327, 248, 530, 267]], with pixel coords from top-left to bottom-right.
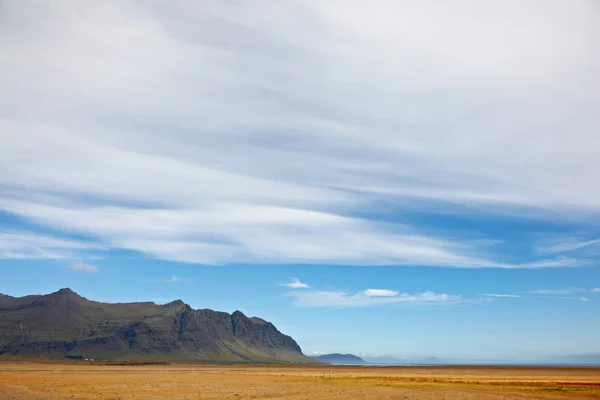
[[0, 363, 599, 400]]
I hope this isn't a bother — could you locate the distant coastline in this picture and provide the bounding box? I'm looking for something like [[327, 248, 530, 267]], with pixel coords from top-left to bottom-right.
[[349, 362, 600, 367]]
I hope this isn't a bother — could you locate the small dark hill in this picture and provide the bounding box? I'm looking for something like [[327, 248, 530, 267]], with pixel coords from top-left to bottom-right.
[[311, 353, 366, 364]]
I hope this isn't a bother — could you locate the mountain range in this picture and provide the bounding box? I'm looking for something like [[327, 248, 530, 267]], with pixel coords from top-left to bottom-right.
[[0, 288, 312, 363]]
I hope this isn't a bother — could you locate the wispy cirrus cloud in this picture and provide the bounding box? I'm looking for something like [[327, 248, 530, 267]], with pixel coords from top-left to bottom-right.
[[530, 288, 598, 303], [140, 275, 190, 284], [0, 1, 599, 268], [67, 263, 99, 274], [288, 288, 460, 308], [0, 201, 583, 268], [164, 275, 190, 283], [481, 293, 521, 298], [531, 288, 599, 295], [363, 289, 398, 297], [0, 198, 521, 267], [531, 289, 575, 295], [535, 238, 600, 255], [278, 278, 310, 289], [507, 258, 589, 269], [0, 232, 103, 260]]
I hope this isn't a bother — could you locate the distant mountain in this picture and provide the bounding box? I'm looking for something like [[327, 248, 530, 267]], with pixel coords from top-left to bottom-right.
[[0, 288, 312, 363], [311, 353, 366, 364]]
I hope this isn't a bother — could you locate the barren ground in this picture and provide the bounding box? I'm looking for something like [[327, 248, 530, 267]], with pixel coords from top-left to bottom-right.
[[0, 363, 599, 400]]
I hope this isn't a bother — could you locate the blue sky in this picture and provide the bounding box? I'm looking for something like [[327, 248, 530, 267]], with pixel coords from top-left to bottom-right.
[[1, 0, 600, 362]]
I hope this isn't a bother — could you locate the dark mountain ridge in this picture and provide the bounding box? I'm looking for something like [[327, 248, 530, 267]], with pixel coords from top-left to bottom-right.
[[0, 288, 311, 363]]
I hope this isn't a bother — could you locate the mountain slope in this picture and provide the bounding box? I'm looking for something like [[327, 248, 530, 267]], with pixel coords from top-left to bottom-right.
[[311, 353, 366, 364], [0, 289, 311, 363]]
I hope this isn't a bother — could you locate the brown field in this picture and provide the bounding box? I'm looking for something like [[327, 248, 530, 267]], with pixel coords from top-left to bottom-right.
[[1, 363, 599, 400]]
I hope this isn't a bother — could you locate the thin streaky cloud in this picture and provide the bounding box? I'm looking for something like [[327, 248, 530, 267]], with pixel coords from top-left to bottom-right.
[[579, 297, 589, 302], [535, 238, 600, 255], [288, 288, 460, 308], [363, 289, 399, 297], [530, 287, 599, 295], [0, 199, 502, 267], [507, 258, 589, 269], [531, 289, 573, 295], [0, 231, 103, 260], [481, 294, 521, 298], [164, 275, 188, 283], [67, 263, 99, 274], [278, 278, 310, 289]]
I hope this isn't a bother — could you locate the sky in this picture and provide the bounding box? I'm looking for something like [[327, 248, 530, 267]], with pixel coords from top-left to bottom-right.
[[1, 0, 600, 362]]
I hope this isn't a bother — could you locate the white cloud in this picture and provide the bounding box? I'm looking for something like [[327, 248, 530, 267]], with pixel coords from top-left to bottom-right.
[[535, 238, 600, 255], [532, 289, 573, 295], [531, 288, 599, 295], [67, 263, 99, 274], [0, 199, 583, 268], [0, 1, 599, 267], [289, 289, 459, 307], [481, 294, 521, 298], [579, 297, 589, 302], [278, 278, 310, 289], [0, 232, 103, 260], [0, 197, 512, 267], [151, 275, 190, 283], [508, 258, 589, 269], [363, 289, 399, 297]]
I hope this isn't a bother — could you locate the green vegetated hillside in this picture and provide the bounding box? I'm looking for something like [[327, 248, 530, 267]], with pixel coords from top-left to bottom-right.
[[0, 288, 312, 363]]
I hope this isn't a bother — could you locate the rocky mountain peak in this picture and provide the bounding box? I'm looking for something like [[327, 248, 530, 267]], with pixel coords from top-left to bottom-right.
[[55, 288, 77, 296], [162, 299, 186, 308], [43, 288, 86, 306]]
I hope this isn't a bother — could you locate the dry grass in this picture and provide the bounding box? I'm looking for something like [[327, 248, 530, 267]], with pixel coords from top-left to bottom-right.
[[0, 363, 599, 400]]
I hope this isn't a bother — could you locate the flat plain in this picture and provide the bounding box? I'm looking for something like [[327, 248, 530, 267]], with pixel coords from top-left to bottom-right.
[[0, 363, 599, 400]]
